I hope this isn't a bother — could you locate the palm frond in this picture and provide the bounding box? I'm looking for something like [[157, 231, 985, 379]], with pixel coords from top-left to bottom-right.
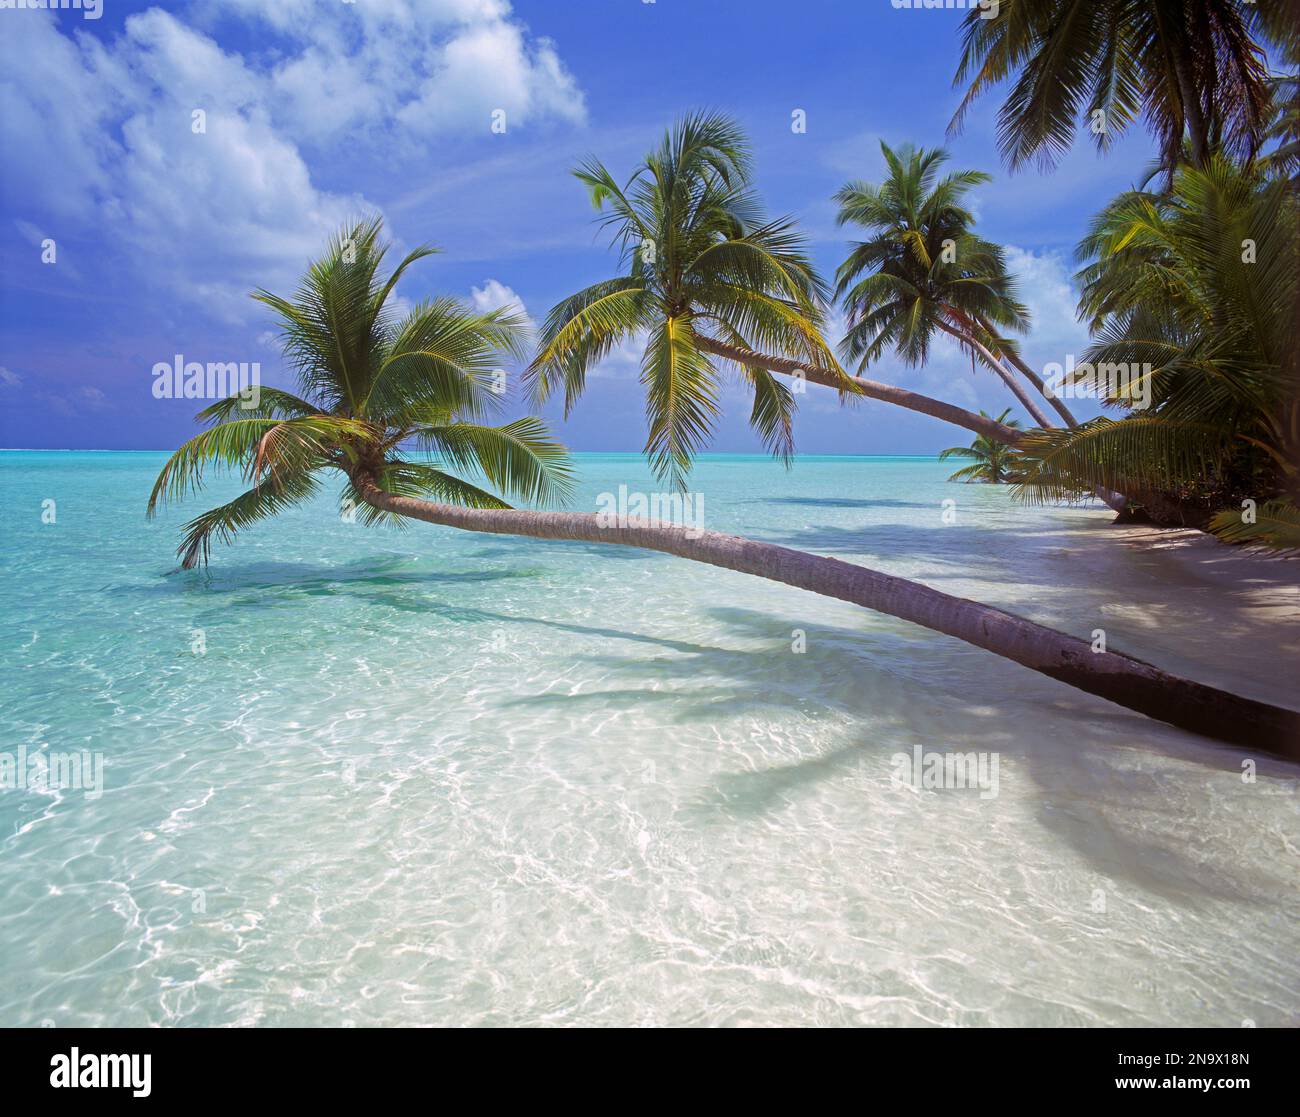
[[176, 468, 322, 569], [1208, 498, 1300, 551], [412, 418, 576, 507]]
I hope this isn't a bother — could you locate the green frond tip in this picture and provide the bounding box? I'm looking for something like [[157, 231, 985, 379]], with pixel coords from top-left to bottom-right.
[[1208, 500, 1300, 552]]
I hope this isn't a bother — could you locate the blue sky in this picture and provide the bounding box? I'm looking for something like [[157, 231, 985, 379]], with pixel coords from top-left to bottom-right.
[[0, 0, 1158, 453]]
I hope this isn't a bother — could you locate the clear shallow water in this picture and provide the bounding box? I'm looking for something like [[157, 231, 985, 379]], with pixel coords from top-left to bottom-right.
[[1, 450, 1297, 1027]]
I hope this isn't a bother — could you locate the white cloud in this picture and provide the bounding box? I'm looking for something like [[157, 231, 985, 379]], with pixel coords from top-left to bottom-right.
[[0, 367, 21, 388], [0, 4, 587, 320], [470, 278, 529, 319], [1003, 245, 1092, 367], [211, 0, 586, 143], [0, 13, 367, 320]]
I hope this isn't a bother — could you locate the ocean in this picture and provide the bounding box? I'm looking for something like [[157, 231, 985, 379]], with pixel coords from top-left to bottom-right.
[[1, 450, 1296, 1026]]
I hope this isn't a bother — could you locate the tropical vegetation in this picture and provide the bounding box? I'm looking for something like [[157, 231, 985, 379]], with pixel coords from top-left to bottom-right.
[[147, 219, 575, 568], [940, 409, 1024, 483], [147, 218, 1299, 754]]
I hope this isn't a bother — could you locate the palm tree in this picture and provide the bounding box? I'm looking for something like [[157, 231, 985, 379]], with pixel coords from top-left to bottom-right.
[[148, 218, 576, 568], [1011, 157, 1298, 530], [527, 113, 1030, 477], [526, 111, 841, 488], [147, 218, 1300, 756], [949, 0, 1273, 176], [939, 409, 1024, 482], [833, 142, 1064, 429]]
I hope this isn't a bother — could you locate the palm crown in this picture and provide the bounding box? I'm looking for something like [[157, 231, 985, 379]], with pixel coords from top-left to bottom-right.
[[950, 0, 1272, 174], [939, 408, 1023, 483], [834, 142, 1030, 375], [527, 112, 840, 487], [148, 218, 574, 568]]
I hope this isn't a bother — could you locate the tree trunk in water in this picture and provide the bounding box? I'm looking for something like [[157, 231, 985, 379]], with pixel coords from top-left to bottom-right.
[[933, 319, 1057, 429], [355, 475, 1300, 760]]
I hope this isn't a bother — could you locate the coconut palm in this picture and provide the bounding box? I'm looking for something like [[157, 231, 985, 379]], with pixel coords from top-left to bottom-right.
[[1010, 156, 1298, 530], [834, 142, 1065, 428], [939, 409, 1024, 483], [527, 113, 1036, 482], [147, 218, 576, 568], [949, 0, 1272, 176], [146, 218, 1300, 755], [526, 111, 845, 488]]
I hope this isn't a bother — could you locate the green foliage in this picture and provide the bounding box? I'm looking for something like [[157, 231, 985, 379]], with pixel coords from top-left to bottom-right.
[[834, 142, 1030, 377], [939, 409, 1023, 483], [1011, 157, 1298, 533], [950, 0, 1273, 175], [529, 111, 842, 488], [149, 219, 574, 567], [1208, 499, 1300, 551]]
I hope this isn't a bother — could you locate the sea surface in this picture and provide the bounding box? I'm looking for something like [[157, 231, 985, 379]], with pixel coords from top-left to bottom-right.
[[1, 450, 1297, 1027]]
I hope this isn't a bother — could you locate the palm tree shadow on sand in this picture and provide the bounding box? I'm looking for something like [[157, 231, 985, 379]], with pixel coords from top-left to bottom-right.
[[210, 564, 1297, 908]]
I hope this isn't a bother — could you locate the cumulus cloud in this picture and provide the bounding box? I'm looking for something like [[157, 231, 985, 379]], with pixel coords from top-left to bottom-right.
[[208, 0, 586, 143], [470, 278, 529, 319], [1003, 245, 1091, 367], [0, 4, 586, 320], [0, 13, 365, 319]]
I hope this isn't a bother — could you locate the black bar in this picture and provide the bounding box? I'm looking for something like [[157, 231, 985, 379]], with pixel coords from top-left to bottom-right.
[[1, 1025, 1290, 1101]]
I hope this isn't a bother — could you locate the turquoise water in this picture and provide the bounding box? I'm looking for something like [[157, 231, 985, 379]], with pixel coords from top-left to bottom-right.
[[1, 450, 1297, 1027]]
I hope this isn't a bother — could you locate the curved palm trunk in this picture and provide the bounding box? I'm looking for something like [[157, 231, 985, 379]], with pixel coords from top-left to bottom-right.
[[1002, 347, 1080, 426], [973, 315, 1080, 427], [355, 475, 1300, 760], [933, 320, 1057, 429], [696, 336, 1129, 514], [695, 336, 1022, 444], [970, 330, 1129, 510]]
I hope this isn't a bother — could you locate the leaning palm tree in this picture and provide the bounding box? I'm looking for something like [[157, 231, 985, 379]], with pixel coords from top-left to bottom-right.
[[148, 218, 576, 568], [939, 409, 1024, 483], [146, 218, 1300, 756], [527, 112, 844, 488], [949, 0, 1273, 176], [834, 141, 1066, 429]]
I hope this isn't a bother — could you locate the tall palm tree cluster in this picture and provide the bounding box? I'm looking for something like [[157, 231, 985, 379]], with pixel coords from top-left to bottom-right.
[[950, 0, 1300, 543], [146, 8, 1300, 749]]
